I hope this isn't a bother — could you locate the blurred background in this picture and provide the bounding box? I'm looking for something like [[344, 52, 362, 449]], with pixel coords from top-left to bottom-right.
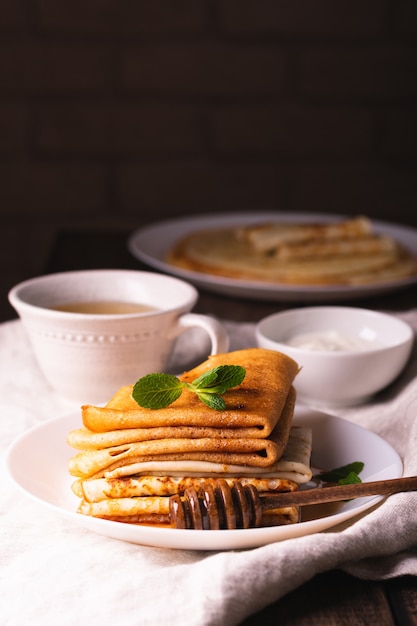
[[1, 0, 416, 321]]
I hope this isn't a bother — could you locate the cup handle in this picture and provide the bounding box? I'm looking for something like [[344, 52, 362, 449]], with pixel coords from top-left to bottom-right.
[[177, 313, 229, 355]]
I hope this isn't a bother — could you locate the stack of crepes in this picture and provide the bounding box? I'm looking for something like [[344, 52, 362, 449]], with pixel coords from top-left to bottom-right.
[[67, 348, 313, 528], [167, 215, 417, 285]]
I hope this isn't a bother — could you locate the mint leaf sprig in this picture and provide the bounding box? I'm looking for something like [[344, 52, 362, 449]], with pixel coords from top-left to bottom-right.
[[132, 364, 246, 411], [315, 461, 364, 486]]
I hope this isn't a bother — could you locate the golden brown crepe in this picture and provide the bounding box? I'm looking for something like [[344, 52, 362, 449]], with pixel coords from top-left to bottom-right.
[[95, 423, 313, 482], [237, 216, 372, 252], [76, 496, 299, 527], [73, 474, 302, 525], [68, 348, 299, 478], [274, 235, 396, 261], [72, 424, 312, 526], [77, 501, 299, 526], [67, 348, 310, 528], [73, 474, 301, 502], [72, 425, 312, 496], [68, 404, 294, 479], [79, 348, 299, 437], [167, 216, 417, 286]]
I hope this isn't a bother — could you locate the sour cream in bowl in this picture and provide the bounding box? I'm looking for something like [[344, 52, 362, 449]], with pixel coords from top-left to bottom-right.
[[256, 306, 414, 407]]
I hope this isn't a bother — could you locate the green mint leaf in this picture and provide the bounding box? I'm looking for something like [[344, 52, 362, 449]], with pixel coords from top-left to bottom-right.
[[132, 364, 246, 410], [338, 471, 362, 486], [191, 369, 220, 390], [192, 365, 246, 394], [132, 373, 183, 409], [196, 392, 226, 411], [317, 462, 364, 484]]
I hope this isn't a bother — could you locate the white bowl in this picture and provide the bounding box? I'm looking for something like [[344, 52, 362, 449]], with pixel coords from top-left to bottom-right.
[[256, 306, 414, 407]]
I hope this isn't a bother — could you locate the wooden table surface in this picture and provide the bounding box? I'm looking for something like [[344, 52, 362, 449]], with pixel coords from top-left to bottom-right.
[[44, 228, 417, 626]]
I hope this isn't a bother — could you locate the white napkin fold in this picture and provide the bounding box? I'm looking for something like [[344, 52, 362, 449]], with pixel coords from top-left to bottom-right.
[[1, 315, 417, 626]]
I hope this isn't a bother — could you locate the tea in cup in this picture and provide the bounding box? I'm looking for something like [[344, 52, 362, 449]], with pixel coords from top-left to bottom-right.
[[8, 269, 229, 404]]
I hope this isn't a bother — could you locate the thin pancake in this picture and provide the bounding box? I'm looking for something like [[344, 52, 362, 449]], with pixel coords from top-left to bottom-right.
[[80, 348, 300, 437], [72, 476, 299, 502], [275, 235, 396, 260], [237, 216, 372, 252], [101, 424, 313, 483], [67, 423, 286, 450], [78, 495, 171, 519], [168, 218, 417, 286], [73, 426, 313, 526], [68, 348, 308, 528], [72, 425, 312, 501], [77, 496, 299, 526], [68, 387, 296, 479]]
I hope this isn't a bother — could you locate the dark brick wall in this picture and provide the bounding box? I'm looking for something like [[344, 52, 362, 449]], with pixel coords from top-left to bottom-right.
[[1, 0, 417, 317]]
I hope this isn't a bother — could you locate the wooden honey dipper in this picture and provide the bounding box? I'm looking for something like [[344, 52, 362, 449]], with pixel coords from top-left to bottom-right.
[[169, 476, 417, 530]]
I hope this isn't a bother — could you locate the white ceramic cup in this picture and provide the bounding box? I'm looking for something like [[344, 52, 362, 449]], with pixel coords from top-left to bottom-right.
[[8, 269, 229, 404]]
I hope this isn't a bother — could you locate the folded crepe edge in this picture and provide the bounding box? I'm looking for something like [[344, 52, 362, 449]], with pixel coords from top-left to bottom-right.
[[79, 348, 300, 435], [68, 387, 297, 479]]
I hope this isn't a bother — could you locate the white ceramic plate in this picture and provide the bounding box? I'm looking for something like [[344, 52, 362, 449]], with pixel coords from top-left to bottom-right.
[[128, 212, 417, 302], [6, 408, 402, 551]]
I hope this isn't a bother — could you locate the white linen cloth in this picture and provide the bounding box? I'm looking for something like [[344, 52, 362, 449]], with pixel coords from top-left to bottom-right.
[[1, 314, 417, 626]]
